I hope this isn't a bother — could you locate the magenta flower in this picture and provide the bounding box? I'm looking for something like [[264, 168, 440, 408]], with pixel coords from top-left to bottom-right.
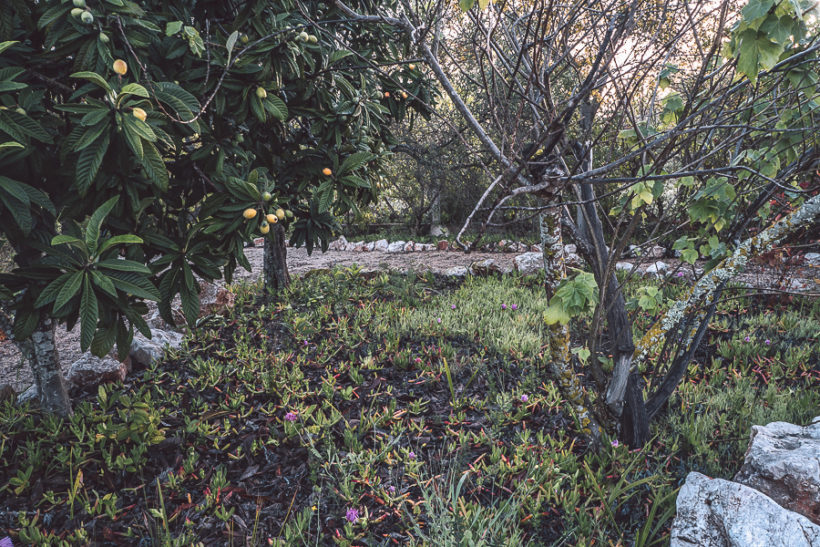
[[676, 272, 685, 277], [451, 304, 456, 310], [0, 537, 13, 547], [436, 317, 441, 324], [520, 394, 528, 402], [303, 340, 309, 346], [284, 411, 297, 422], [501, 303, 507, 310], [345, 507, 359, 523], [611, 439, 620, 448], [765, 339, 771, 345], [388, 485, 396, 494], [744, 336, 750, 342], [408, 451, 416, 460], [511, 304, 518, 310]]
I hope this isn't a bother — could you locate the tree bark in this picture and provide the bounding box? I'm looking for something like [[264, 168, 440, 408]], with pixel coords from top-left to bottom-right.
[[540, 199, 602, 443], [573, 179, 650, 446], [263, 224, 291, 300], [30, 315, 72, 417]]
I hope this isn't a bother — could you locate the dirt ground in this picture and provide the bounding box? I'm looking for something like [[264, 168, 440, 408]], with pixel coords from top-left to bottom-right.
[[1, 246, 817, 393]]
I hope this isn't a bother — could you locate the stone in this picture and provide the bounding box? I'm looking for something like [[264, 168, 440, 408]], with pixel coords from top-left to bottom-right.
[[417, 243, 435, 251], [530, 244, 542, 253], [514, 252, 543, 276], [144, 307, 174, 329], [253, 237, 264, 246], [130, 328, 184, 367], [198, 282, 235, 317], [733, 417, 820, 524], [328, 236, 348, 251], [470, 259, 511, 275], [650, 245, 666, 258], [437, 240, 449, 251], [645, 261, 669, 276], [0, 384, 15, 403], [387, 241, 405, 253], [445, 266, 469, 277], [404, 241, 415, 252], [627, 244, 641, 257], [68, 352, 128, 387], [564, 244, 577, 255], [616, 262, 635, 272], [787, 278, 811, 292], [497, 240, 508, 252], [670, 472, 820, 546], [374, 239, 389, 252], [364, 241, 376, 252], [804, 252, 820, 266]]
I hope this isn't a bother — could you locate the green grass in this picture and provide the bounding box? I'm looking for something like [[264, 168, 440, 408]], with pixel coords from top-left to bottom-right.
[[0, 268, 817, 545]]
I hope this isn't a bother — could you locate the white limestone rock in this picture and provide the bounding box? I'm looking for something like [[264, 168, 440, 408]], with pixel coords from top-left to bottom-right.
[[671, 472, 820, 546], [387, 241, 406, 253], [734, 417, 820, 524], [514, 252, 544, 277], [645, 261, 669, 276], [445, 266, 469, 277], [130, 329, 184, 366], [68, 353, 128, 387], [328, 236, 348, 251]]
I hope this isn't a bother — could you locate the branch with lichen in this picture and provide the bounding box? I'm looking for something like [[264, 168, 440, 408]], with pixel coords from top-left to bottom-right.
[[636, 191, 820, 362]]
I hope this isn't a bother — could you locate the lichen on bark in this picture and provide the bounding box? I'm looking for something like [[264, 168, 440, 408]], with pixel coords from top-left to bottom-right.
[[540, 199, 601, 440]]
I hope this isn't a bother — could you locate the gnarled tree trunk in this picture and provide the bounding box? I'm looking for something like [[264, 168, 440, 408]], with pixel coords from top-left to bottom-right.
[[29, 315, 72, 416], [263, 223, 290, 300], [0, 309, 72, 417]]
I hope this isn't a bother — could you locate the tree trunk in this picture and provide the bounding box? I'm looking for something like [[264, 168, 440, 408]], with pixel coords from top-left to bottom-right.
[[30, 315, 72, 417], [263, 224, 290, 300], [539, 200, 602, 443], [429, 183, 443, 236]]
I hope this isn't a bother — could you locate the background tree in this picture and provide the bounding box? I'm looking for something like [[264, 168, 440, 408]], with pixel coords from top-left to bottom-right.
[[0, 0, 432, 416], [339, 0, 820, 445]]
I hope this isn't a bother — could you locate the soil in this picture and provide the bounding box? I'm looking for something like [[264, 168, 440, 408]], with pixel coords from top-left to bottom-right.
[[1, 246, 817, 393]]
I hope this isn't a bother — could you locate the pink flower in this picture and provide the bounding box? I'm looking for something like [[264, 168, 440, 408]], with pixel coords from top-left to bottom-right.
[[511, 304, 518, 310], [520, 394, 528, 402], [436, 317, 441, 323], [284, 411, 297, 422], [765, 339, 771, 345], [744, 336, 750, 342], [611, 439, 619, 448], [388, 485, 396, 494], [345, 508, 359, 523], [451, 304, 456, 310], [501, 304, 507, 310], [408, 451, 416, 460]]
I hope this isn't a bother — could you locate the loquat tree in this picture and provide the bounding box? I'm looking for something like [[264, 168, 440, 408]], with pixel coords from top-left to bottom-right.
[[0, 0, 433, 416]]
